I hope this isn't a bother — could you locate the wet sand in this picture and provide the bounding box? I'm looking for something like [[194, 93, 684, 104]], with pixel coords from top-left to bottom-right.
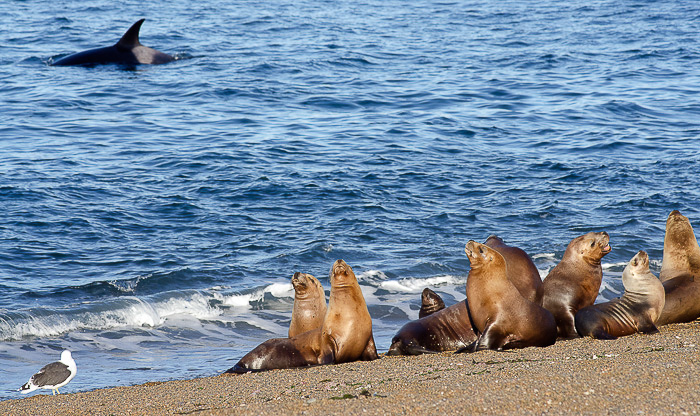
[[3, 320, 699, 416]]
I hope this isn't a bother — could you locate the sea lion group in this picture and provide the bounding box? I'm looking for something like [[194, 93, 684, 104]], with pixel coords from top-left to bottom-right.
[[228, 210, 700, 373]]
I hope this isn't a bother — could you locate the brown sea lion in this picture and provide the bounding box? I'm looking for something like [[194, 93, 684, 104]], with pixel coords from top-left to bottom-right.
[[459, 241, 556, 352], [541, 231, 611, 339], [485, 235, 544, 304], [656, 210, 700, 326], [659, 210, 700, 282], [289, 272, 327, 337], [575, 251, 665, 339], [319, 259, 378, 364], [225, 328, 323, 373], [419, 288, 446, 318], [386, 300, 476, 356]]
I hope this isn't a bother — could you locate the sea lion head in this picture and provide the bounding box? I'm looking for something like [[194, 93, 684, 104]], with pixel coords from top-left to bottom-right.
[[665, 210, 699, 250], [465, 240, 503, 270], [329, 259, 357, 287], [292, 272, 323, 298], [571, 231, 611, 265]]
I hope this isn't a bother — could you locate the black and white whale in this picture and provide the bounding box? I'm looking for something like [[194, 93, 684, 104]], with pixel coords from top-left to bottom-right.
[[51, 19, 174, 66]]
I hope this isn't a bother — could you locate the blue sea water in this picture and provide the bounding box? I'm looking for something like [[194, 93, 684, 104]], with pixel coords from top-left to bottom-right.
[[1, 0, 700, 400]]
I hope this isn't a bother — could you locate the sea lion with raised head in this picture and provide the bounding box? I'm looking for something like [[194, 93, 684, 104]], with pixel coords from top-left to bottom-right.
[[575, 251, 665, 339], [51, 19, 174, 66], [656, 210, 700, 326], [386, 300, 476, 356], [419, 288, 446, 318], [289, 272, 326, 337], [319, 260, 378, 364], [459, 241, 556, 352], [541, 231, 611, 339], [485, 235, 544, 304]]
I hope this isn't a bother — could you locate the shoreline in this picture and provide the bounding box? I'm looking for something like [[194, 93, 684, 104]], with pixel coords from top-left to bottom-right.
[[3, 320, 699, 415]]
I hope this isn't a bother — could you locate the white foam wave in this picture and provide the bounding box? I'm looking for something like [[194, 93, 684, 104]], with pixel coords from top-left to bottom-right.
[[602, 261, 628, 270], [378, 275, 464, 293], [221, 282, 294, 308]]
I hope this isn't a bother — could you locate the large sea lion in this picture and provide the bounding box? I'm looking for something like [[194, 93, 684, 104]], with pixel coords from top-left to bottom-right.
[[459, 241, 556, 352], [485, 235, 543, 304], [656, 211, 700, 326], [386, 300, 476, 356], [51, 19, 174, 66], [541, 231, 611, 339], [419, 288, 446, 318], [575, 251, 665, 339], [225, 328, 322, 373], [289, 272, 326, 337], [319, 260, 378, 364]]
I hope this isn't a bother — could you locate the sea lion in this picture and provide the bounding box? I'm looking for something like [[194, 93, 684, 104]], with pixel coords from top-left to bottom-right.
[[386, 300, 476, 356], [289, 272, 326, 338], [575, 251, 665, 339], [541, 231, 611, 339], [51, 19, 174, 66], [319, 260, 378, 364], [419, 288, 446, 318], [656, 210, 700, 326], [459, 241, 556, 352], [225, 328, 322, 373], [485, 235, 544, 304], [659, 210, 700, 282]]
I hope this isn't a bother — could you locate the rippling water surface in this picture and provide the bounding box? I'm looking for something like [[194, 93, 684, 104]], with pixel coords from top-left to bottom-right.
[[2, 0, 700, 399]]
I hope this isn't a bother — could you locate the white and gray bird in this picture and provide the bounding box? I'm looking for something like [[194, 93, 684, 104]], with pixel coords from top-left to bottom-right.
[[19, 350, 77, 395]]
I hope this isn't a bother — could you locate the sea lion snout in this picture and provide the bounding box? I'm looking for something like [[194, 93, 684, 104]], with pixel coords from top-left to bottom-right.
[[631, 251, 649, 269]]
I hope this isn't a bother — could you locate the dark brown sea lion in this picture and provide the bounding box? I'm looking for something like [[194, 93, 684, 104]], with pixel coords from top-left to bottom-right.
[[541, 231, 611, 339], [459, 241, 556, 352], [386, 300, 476, 356], [656, 210, 700, 326], [659, 210, 700, 282], [419, 288, 446, 318], [575, 251, 665, 339], [319, 260, 378, 364], [289, 272, 326, 337], [225, 328, 323, 373], [485, 235, 544, 304]]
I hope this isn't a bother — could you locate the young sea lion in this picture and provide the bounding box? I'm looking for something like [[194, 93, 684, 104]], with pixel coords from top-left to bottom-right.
[[289, 272, 326, 337]]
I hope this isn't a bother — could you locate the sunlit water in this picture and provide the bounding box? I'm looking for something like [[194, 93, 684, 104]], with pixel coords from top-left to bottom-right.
[[1, 0, 699, 400]]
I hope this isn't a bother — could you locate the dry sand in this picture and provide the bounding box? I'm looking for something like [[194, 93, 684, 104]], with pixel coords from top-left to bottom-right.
[[3, 320, 699, 415]]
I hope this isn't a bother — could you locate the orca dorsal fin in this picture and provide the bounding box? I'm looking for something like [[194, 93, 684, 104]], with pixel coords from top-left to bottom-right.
[[116, 19, 145, 48]]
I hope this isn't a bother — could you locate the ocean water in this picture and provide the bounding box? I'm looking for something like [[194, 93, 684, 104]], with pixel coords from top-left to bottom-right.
[[2, 0, 700, 400]]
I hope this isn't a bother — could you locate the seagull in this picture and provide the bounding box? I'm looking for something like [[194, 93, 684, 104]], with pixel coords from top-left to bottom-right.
[[19, 350, 77, 395]]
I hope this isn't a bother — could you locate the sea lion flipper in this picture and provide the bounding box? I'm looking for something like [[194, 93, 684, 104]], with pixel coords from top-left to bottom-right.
[[455, 341, 477, 354], [638, 322, 660, 335], [360, 336, 379, 361], [591, 329, 618, 340]]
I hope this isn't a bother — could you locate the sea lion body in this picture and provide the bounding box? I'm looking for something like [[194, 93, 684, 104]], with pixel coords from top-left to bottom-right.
[[386, 300, 476, 355], [289, 272, 326, 337], [485, 235, 543, 304], [419, 288, 446, 318], [226, 329, 322, 373], [541, 232, 611, 339], [461, 241, 556, 352], [575, 251, 665, 339], [656, 211, 700, 325], [319, 260, 378, 364]]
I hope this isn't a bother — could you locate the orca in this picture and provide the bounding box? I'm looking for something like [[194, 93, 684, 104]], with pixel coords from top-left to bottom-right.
[[51, 19, 174, 66]]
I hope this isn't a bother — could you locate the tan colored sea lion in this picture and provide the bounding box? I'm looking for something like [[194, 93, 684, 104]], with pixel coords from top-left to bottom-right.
[[459, 241, 557, 352], [656, 210, 700, 326], [289, 272, 327, 337], [541, 231, 611, 339], [386, 300, 476, 355], [419, 288, 446, 318], [225, 328, 323, 373], [485, 235, 544, 304], [575, 251, 665, 339], [319, 259, 378, 364], [659, 210, 700, 282]]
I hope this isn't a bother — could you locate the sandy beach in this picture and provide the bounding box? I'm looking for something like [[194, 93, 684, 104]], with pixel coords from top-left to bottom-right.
[[3, 320, 699, 416]]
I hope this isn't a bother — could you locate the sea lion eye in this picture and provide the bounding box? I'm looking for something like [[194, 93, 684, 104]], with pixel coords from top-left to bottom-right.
[[590, 241, 595, 248]]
